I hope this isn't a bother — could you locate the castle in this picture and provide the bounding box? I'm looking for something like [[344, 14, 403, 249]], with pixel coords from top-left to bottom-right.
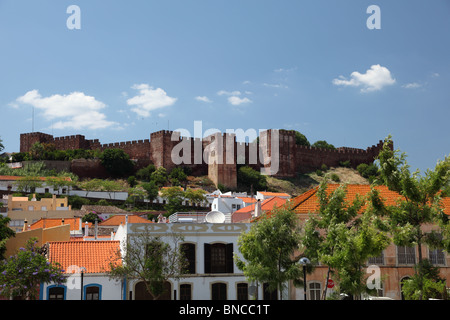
[[20, 130, 387, 189]]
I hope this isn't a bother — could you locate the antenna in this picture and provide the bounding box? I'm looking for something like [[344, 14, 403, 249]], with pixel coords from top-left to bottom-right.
[[32, 107, 34, 132]]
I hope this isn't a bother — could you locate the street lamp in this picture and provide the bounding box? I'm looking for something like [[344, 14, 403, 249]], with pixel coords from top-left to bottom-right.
[[299, 257, 310, 301]]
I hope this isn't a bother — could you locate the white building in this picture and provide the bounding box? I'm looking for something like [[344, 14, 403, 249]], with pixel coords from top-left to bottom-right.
[[113, 213, 288, 300]]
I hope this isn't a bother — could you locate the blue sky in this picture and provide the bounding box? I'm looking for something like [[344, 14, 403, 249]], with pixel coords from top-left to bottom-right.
[[1, 0, 449, 173]]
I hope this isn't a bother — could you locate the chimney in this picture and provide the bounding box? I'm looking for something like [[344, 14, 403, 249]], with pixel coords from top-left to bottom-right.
[[84, 222, 89, 237], [255, 199, 262, 218], [61, 218, 65, 225], [94, 219, 98, 240], [23, 218, 28, 232]]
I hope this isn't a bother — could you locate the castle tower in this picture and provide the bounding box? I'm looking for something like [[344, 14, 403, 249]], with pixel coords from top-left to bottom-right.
[[205, 132, 237, 189]]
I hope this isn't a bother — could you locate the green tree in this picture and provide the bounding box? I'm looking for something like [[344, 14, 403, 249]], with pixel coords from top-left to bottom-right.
[[100, 179, 123, 200], [160, 186, 185, 215], [14, 176, 43, 194], [235, 207, 302, 300], [136, 164, 156, 181], [151, 167, 168, 188], [371, 136, 450, 300], [99, 148, 134, 178], [169, 167, 187, 186], [142, 180, 159, 204], [312, 140, 336, 150], [106, 230, 187, 300], [237, 165, 267, 192], [301, 181, 390, 299], [0, 216, 15, 261], [184, 188, 207, 207], [0, 136, 4, 153], [0, 238, 66, 299], [401, 259, 447, 300]]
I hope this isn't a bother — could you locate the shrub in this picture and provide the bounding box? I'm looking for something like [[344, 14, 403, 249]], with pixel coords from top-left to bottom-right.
[[330, 173, 340, 182]]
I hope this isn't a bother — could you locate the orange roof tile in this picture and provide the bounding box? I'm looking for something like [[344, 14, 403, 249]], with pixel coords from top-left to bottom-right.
[[29, 217, 83, 231], [237, 197, 258, 204], [258, 191, 291, 198], [235, 196, 288, 214], [291, 184, 450, 215], [99, 214, 152, 226], [47, 241, 121, 274]]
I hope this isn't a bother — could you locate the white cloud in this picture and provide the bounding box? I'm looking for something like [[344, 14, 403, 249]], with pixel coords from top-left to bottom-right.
[[127, 84, 177, 117], [217, 90, 241, 96], [332, 64, 396, 92], [228, 96, 252, 106], [402, 82, 421, 89], [15, 89, 117, 130], [195, 96, 212, 103], [263, 83, 289, 89]]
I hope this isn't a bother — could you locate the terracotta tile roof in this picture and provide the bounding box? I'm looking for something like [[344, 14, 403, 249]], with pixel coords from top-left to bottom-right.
[[99, 214, 152, 226], [47, 241, 121, 274], [237, 197, 258, 204], [235, 196, 288, 214], [29, 217, 84, 231], [258, 191, 291, 198], [290, 184, 450, 215]]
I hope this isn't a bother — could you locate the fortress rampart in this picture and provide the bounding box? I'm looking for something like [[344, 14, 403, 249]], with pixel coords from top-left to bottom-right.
[[19, 130, 388, 189]]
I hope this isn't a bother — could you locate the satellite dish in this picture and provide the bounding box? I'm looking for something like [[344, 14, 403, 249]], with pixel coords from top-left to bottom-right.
[[205, 210, 226, 223]]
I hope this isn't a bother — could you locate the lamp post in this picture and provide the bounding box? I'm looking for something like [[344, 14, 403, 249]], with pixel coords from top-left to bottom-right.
[[299, 257, 310, 301]]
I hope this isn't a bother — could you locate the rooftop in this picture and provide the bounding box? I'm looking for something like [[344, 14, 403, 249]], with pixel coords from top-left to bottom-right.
[[47, 240, 121, 274]]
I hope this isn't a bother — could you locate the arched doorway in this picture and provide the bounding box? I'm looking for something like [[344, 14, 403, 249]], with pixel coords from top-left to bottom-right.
[[400, 277, 411, 300], [135, 281, 172, 300]]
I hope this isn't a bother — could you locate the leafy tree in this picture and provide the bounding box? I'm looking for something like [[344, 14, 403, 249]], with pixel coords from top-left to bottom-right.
[[235, 207, 302, 300], [371, 135, 450, 300], [0, 238, 66, 299], [300, 181, 390, 299], [169, 167, 187, 186], [106, 231, 187, 300], [294, 131, 310, 147], [312, 140, 336, 150], [151, 167, 168, 188], [0, 136, 4, 153], [237, 165, 267, 192], [101, 179, 123, 200], [0, 216, 15, 261], [14, 176, 43, 194], [160, 186, 184, 215], [184, 188, 207, 207], [142, 180, 159, 203], [99, 148, 134, 178], [136, 164, 156, 181], [401, 259, 447, 300], [82, 211, 101, 223]]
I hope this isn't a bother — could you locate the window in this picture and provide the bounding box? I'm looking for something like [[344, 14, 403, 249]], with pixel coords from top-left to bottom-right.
[[204, 243, 233, 273], [429, 248, 445, 265], [48, 286, 65, 300], [28, 206, 34, 211], [85, 285, 100, 300], [397, 246, 416, 265], [237, 283, 248, 300], [41, 206, 47, 211], [368, 251, 385, 265], [181, 243, 196, 274], [263, 283, 277, 300], [309, 282, 321, 300], [180, 284, 192, 300], [212, 283, 227, 300]]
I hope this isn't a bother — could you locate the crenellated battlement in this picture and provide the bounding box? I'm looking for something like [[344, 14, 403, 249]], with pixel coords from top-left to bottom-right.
[[19, 130, 387, 186]]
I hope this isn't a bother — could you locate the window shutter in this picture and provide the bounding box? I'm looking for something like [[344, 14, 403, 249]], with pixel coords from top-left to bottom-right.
[[226, 243, 234, 273], [204, 243, 211, 273]]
